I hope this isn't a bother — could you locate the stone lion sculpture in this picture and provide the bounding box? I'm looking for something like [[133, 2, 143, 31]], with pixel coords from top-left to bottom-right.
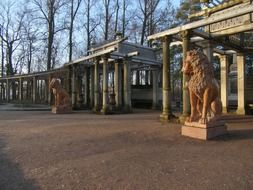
[[49, 78, 71, 114], [182, 49, 222, 124]]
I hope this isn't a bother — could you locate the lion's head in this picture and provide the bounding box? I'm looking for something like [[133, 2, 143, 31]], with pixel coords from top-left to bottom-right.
[[182, 49, 214, 77], [49, 78, 62, 90], [182, 50, 216, 100]]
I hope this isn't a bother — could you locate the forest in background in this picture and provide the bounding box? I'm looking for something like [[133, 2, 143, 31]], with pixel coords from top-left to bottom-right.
[[0, 0, 204, 77]]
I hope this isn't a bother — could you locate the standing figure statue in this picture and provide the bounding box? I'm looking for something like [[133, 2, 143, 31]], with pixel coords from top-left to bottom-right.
[[181, 49, 222, 124], [49, 78, 72, 114]]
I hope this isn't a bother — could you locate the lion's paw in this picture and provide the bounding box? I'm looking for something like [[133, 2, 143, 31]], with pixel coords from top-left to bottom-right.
[[199, 117, 207, 124]]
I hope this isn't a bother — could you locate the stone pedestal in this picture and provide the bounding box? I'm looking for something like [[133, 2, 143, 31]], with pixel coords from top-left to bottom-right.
[[52, 106, 72, 114], [181, 121, 227, 140]]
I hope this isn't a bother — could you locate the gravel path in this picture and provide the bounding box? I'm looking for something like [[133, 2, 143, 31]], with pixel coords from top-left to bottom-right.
[[0, 110, 253, 190]]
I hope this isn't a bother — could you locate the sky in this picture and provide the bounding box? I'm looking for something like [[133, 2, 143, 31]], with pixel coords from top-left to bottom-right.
[[172, 0, 181, 8]]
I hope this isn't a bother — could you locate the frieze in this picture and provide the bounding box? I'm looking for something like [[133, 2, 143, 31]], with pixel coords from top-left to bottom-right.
[[210, 14, 251, 32]]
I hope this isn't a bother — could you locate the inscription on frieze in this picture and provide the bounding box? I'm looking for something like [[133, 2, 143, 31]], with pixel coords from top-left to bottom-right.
[[210, 14, 251, 32]]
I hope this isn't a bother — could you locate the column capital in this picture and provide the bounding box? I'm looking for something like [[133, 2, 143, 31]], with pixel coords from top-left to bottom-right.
[[180, 30, 191, 39], [219, 54, 228, 62], [161, 35, 172, 43], [102, 54, 110, 60], [201, 40, 213, 48], [236, 52, 244, 57]]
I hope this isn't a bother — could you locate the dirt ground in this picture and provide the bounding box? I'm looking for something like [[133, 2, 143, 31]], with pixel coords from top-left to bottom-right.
[[0, 109, 253, 190]]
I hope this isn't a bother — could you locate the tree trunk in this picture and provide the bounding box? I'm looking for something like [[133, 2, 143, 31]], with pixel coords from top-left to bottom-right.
[[6, 43, 14, 76], [1, 37, 4, 77], [114, 0, 119, 35], [104, 0, 110, 41], [122, 0, 126, 37], [69, 0, 74, 62], [86, 0, 91, 53], [28, 42, 32, 73], [47, 2, 54, 71], [140, 16, 147, 45]]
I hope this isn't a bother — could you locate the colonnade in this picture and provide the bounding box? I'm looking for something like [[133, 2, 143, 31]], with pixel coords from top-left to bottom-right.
[[0, 69, 68, 105], [0, 36, 247, 117], [69, 56, 134, 113]]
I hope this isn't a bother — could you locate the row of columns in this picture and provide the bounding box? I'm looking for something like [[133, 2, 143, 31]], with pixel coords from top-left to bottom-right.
[[220, 53, 246, 115], [0, 62, 159, 113], [91, 56, 132, 113], [0, 76, 56, 105]]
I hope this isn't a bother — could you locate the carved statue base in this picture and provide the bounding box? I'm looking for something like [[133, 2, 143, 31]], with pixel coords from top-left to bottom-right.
[[181, 121, 227, 140], [52, 106, 72, 114]]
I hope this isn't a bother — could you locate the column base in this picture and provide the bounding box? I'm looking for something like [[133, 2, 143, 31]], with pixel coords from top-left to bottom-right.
[[92, 105, 101, 113], [152, 104, 160, 110], [160, 112, 176, 122], [179, 114, 190, 124], [236, 108, 245, 115], [52, 106, 72, 114], [100, 106, 108, 115], [182, 121, 227, 140], [222, 107, 228, 114], [123, 106, 132, 113]]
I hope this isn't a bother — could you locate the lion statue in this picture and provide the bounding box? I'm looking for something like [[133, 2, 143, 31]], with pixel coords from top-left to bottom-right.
[[181, 49, 222, 124], [49, 78, 71, 113]]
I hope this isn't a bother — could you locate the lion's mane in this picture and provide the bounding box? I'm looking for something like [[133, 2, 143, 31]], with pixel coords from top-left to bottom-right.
[[187, 50, 215, 101]]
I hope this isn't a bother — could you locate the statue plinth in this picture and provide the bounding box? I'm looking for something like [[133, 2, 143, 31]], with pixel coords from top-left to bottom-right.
[[52, 106, 72, 114], [180, 50, 227, 140], [181, 121, 227, 140]]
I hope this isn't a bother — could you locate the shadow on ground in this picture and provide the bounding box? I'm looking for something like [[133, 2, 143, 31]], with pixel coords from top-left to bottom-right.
[[227, 129, 253, 140], [213, 128, 253, 141], [0, 137, 38, 190]]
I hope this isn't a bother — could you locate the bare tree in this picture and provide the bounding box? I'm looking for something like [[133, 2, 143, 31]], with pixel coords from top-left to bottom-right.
[[68, 0, 82, 62], [122, 0, 127, 37], [138, 0, 160, 45], [33, 0, 66, 70], [102, 0, 113, 41], [114, 0, 120, 35], [84, 0, 100, 52], [0, 1, 24, 76], [21, 10, 39, 73], [0, 27, 4, 77]]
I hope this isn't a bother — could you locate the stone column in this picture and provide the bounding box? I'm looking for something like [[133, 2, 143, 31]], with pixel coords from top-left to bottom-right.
[[114, 60, 122, 109], [203, 40, 213, 63], [136, 71, 140, 85], [93, 58, 100, 111], [145, 70, 149, 85], [44, 79, 48, 103], [48, 75, 52, 105], [180, 30, 191, 123], [84, 67, 90, 107], [67, 66, 72, 96], [0, 82, 2, 101], [101, 56, 109, 114], [32, 77, 37, 103], [3, 82, 6, 101], [152, 70, 158, 109], [236, 53, 245, 115], [6, 79, 10, 102], [19, 78, 23, 102], [90, 66, 94, 108], [123, 60, 132, 112], [71, 65, 77, 108], [220, 55, 229, 113], [1, 82, 4, 101], [160, 35, 172, 121]]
